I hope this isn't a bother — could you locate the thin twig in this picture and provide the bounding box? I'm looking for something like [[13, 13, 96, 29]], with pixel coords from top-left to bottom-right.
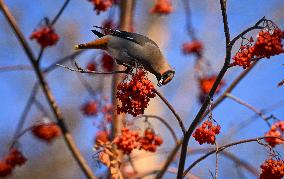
[[34, 98, 49, 117], [176, 1, 232, 177], [215, 142, 219, 179], [156, 140, 182, 179], [183, 0, 196, 40], [133, 114, 178, 143], [154, 90, 186, 135], [0, 65, 33, 72], [183, 136, 284, 177], [11, 84, 38, 146], [0, 2, 95, 178], [226, 93, 271, 126], [57, 63, 128, 75], [187, 148, 259, 176], [51, 0, 70, 25], [36, 0, 71, 64], [43, 51, 83, 73]]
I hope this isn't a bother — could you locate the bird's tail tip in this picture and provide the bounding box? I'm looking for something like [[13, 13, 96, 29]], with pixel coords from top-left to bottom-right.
[[74, 44, 85, 50]]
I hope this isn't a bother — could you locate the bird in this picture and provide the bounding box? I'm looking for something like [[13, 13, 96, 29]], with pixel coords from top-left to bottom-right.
[[74, 26, 175, 86]]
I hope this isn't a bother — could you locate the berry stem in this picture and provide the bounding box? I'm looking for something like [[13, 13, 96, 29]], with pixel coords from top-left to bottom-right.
[[154, 89, 186, 135]]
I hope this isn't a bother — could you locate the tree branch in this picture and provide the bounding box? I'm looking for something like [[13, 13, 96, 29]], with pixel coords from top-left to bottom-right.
[[226, 93, 271, 126], [187, 148, 259, 177], [0, 1, 96, 178], [176, 1, 232, 177], [154, 90, 186, 135], [183, 136, 284, 176]]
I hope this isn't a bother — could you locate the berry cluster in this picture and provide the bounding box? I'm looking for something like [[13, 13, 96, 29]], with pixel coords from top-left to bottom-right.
[[116, 69, 156, 117], [102, 19, 117, 35], [193, 120, 221, 145], [182, 40, 203, 56], [232, 28, 284, 69], [150, 0, 173, 15], [30, 25, 59, 48], [86, 61, 97, 71], [254, 29, 284, 58], [32, 122, 61, 143], [81, 100, 98, 116], [265, 121, 284, 147], [101, 53, 115, 72], [199, 75, 223, 94], [95, 130, 109, 143], [198, 75, 224, 104], [0, 148, 26, 177], [232, 45, 255, 69], [114, 127, 163, 154], [113, 127, 140, 154], [260, 159, 284, 179], [139, 129, 163, 152], [102, 103, 113, 123], [88, 0, 115, 14]]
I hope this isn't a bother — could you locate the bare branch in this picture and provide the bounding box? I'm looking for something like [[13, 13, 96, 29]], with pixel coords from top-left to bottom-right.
[[187, 148, 259, 176], [226, 93, 271, 126], [133, 114, 178, 143], [0, 65, 33, 72], [154, 90, 186, 135], [57, 63, 129, 74], [183, 136, 284, 177], [0, 2, 96, 178]]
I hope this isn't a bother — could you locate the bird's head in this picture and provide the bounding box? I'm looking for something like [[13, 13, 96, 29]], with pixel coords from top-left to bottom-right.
[[157, 70, 175, 86]]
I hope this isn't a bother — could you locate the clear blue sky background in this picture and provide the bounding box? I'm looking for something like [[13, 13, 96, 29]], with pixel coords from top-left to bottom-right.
[[0, 0, 284, 178]]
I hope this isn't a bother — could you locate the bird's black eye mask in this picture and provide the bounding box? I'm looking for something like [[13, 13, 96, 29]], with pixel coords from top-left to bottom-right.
[[157, 70, 175, 87], [92, 26, 140, 45]]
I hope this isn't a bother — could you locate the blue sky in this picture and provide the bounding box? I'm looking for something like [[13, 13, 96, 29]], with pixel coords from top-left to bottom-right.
[[0, 0, 284, 178]]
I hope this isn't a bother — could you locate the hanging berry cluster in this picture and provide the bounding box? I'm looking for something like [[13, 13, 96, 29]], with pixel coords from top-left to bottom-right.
[[182, 40, 203, 56], [193, 120, 221, 145], [88, 0, 115, 14], [232, 45, 256, 69], [199, 75, 224, 94], [254, 29, 284, 59], [232, 25, 284, 69], [102, 103, 113, 123], [81, 100, 98, 116], [101, 53, 115, 72], [116, 69, 156, 117], [30, 25, 59, 48], [139, 128, 163, 152], [86, 61, 97, 71], [0, 148, 26, 177], [102, 19, 117, 35], [113, 127, 140, 154], [265, 121, 284, 147], [150, 0, 173, 15], [113, 127, 163, 154], [198, 75, 224, 104], [260, 159, 284, 179], [32, 122, 61, 143], [95, 130, 109, 143]]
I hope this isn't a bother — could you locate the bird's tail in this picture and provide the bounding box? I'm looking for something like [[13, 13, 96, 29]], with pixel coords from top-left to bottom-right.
[[74, 36, 110, 50]]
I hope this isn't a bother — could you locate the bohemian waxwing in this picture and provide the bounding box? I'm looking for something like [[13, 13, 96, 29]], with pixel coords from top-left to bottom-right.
[[75, 26, 175, 86]]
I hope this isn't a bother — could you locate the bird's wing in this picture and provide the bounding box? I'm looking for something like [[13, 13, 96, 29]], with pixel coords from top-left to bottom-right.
[[93, 26, 158, 47], [91, 30, 104, 38]]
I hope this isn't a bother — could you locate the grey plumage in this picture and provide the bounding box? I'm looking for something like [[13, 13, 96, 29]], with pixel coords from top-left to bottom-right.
[[75, 28, 175, 85]]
